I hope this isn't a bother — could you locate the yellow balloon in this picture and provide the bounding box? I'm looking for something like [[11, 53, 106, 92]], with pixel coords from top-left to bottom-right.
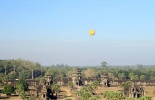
[[89, 30, 95, 36]]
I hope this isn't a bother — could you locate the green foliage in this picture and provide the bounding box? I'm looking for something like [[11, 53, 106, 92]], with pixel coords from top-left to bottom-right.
[[91, 81, 99, 89], [139, 75, 146, 80], [138, 96, 152, 100], [19, 70, 31, 79], [39, 77, 46, 84], [19, 91, 26, 99], [1, 59, 155, 81], [120, 81, 133, 87], [131, 75, 139, 80], [77, 84, 100, 100], [82, 92, 91, 100], [8, 71, 16, 79], [0, 59, 44, 79], [15, 79, 28, 99], [68, 81, 74, 89], [2, 84, 15, 95], [87, 85, 93, 93], [83, 68, 98, 78], [65, 98, 72, 100], [101, 61, 107, 68], [16, 79, 29, 91], [125, 98, 134, 100], [88, 96, 99, 100], [51, 83, 60, 93], [103, 91, 125, 100]]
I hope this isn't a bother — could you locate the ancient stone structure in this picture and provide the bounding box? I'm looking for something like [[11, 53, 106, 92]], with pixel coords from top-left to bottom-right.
[[100, 73, 110, 87], [72, 68, 82, 86], [40, 75, 53, 100], [45, 75, 53, 86], [123, 85, 144, 98]]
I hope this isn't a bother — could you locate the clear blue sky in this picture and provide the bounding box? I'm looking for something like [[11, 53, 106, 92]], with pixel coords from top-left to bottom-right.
[[0, 0, 155, 66]]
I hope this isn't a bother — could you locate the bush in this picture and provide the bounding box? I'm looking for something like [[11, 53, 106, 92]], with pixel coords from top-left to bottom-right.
[[138, 96, 152, 100], [2, 84, 15, 96], [103, 91, 125, 100]]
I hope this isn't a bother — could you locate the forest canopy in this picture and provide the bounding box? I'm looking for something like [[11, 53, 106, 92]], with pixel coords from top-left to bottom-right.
[[0, 59, 155, 81]]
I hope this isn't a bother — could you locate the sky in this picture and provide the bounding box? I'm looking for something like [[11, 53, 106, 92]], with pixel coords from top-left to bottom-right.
[[0, 0, 155, 66]]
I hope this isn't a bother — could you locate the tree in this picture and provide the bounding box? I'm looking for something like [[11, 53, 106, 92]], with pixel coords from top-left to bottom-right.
[[118, 73, 126, 79], [120, 81, 133, 87], [91, 81, 99, 90], [140, 75, 146, 80], [3, 60, 8, 75], [8, 71, 16, 79], [131, 75, 139, 80], [51, 84, 60, 97], [77, 87, 92, 100], [128, 72, 135, 79], [2, 76, 9, 85], [2, 84, 15, 96], [83, 68, 97, 78], [101, 61, 107, 68], [82, 92, 91, 100], [16, 79, 29, 91], [15, 79, 29, 99]]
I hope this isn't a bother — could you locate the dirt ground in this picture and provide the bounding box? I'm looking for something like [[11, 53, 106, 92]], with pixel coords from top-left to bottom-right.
[[58, 87, 76, 100]]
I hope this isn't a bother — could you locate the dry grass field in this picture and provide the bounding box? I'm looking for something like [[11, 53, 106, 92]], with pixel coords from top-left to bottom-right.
[[144, 86, 155, 97]]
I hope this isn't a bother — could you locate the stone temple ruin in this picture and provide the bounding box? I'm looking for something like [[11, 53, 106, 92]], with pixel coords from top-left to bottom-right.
[[123, 85, 144, 98], [100, 73, 110, 87], [40, 75, 53, 100], [72, 68, 83, 87], [33, 75, 57, 100]]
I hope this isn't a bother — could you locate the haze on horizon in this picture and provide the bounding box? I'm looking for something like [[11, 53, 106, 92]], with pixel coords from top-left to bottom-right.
[[0, 0, 155, 66]]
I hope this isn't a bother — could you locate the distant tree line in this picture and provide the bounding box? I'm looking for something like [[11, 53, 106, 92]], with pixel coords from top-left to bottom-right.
[[0, 59, 155, 81]]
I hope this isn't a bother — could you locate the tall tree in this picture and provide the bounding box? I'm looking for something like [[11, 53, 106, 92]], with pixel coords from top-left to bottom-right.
[[83, 68, 97, 78], [101, 61, 107, 68]]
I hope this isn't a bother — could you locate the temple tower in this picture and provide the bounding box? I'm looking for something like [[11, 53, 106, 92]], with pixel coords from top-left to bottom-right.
[[123, 85, 144, 98], [45, 75, 53, 86], [40, 75, 53, 100], [72, 68, 82, 86], [100, 73, 110, 87]]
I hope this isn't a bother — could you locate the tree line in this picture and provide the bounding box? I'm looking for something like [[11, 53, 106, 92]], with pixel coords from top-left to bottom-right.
[[0, 59, 155, 81]]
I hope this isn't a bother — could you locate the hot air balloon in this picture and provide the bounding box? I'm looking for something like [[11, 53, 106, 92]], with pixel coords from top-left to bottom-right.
[[89, 30, 95, 36]]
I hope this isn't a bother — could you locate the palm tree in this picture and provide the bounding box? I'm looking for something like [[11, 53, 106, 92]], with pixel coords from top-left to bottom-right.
[[25, 61, 36, 79], [11, 60, 17, 73]]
